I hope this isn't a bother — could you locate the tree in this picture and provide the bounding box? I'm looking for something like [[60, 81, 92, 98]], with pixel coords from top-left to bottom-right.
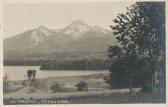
[[106, 2, 165, 93], [133, 2, 165, 93], [106, 49, 148, 93]]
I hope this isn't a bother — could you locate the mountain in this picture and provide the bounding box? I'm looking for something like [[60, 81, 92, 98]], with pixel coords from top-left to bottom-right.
[[62, 20, 90, 39], [4, 20, 117, 60]]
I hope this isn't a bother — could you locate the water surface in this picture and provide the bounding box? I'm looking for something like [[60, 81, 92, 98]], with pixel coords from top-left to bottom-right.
[[3, 66, 108, 80]]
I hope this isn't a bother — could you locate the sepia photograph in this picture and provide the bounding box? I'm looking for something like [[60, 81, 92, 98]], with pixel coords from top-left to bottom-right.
[[1, 0, 166, 105]]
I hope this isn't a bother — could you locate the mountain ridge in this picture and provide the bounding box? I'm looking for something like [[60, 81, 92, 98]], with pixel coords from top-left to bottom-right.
[[4, 20, 117, 60]]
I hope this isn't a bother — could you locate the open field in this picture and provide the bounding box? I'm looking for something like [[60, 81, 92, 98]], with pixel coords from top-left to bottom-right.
[[64, 92, 165, 104], [3, 71, 165, 104], [4, 73, 109, 98], [4, 87, 129, 99], [4, 91, 164, 104]]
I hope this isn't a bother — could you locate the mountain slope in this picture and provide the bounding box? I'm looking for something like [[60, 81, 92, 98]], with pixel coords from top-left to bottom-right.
[[3, 20, 117, 60]]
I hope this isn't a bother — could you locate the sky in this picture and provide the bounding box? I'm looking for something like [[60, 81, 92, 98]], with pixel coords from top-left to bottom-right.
[[3, 2, 133, 38]]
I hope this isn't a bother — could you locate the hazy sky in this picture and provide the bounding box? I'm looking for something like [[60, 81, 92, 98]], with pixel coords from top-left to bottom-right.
[[3, 2, 133, 38]]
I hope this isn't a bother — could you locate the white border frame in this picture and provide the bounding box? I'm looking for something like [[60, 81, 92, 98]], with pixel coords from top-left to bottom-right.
[[0, 0, 167, 107]]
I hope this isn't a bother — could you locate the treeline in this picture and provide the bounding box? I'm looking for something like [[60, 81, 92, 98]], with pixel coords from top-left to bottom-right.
[[40, 59, 111, 70], [3, 59, 111, 70], [3, 60, 45, 66], [40, 59, 110, 70]]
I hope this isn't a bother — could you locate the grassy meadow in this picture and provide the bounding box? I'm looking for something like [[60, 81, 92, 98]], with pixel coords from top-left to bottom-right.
[[3, 73, 165, 104]]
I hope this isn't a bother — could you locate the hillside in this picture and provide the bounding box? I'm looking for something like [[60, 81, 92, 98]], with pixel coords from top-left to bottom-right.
[[4, 20, 117, 61]]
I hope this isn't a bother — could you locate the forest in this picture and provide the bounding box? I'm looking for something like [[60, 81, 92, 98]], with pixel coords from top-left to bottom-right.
[[4, 59, 111, 70]]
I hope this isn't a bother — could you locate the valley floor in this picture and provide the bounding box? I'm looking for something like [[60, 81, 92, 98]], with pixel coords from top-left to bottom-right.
[[3, 73, 165, 104], [4, 89, 164, 104]]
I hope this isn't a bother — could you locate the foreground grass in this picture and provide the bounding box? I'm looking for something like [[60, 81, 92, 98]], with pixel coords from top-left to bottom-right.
[[4, 92, 165, 104], [68, 93, 165, 104], [3, 73, 165, 104]]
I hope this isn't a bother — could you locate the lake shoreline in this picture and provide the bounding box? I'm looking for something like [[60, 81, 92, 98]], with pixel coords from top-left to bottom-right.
[[7, 73, 107, 82], [3, 66, 108, 81]]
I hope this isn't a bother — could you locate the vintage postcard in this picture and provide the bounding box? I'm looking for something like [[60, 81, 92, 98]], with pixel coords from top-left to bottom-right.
[[0, 0, 167, 106]]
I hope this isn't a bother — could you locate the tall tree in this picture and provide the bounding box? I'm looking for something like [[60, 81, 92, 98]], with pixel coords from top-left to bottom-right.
[[106, 2, 165, 93]]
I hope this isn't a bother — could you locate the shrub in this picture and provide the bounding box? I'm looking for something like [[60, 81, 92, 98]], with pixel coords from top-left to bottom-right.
[[75, 81, 88, 91], [22, 80, 26, 85], [50, 82, 61, 93], [3, 74, 11, 93]]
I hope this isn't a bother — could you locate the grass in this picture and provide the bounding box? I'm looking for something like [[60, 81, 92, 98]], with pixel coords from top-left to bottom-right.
[[3, 73, 166, 104], [67, 93, 165, 104], [4, 92, 165, 104]]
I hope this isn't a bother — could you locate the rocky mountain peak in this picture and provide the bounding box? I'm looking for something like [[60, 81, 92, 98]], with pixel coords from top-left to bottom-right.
[[38, 25, 48, 30], [63, 19, 91, 39]]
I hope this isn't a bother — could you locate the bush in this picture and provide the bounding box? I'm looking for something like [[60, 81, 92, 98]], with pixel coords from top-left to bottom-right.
[[3, 74, 11, 93], [22, 80, 26, 85], [75, 81, 88, 91], [50, 82, 61, 93]]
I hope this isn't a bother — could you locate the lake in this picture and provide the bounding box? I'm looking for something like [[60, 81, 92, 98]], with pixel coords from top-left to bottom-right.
[[3, 66, 108, 80]]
